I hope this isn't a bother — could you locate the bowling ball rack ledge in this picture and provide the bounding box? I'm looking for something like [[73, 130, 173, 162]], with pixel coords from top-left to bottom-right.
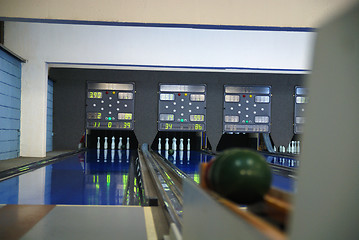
[[138, 145, 293, 239]]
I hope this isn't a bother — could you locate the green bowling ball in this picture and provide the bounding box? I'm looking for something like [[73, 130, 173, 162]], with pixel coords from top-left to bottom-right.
[[168, 149, 174, 155], [208, 148, 272, 204]]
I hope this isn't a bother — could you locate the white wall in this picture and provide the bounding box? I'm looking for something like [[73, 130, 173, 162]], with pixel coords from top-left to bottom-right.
[[4, 22, 315, 157]]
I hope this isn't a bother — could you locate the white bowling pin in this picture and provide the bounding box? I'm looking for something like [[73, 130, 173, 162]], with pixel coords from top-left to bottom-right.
[[179, 150, 184, 161], [126, 137, 130, 150], [104, 137, 108, 150], [297, 141, 300, 154], [287, 143, 291, 153], [111, 136, 115, 150], [104, 149, 108, 161], [187, 139, 191, 151], [179, 138, 184, 151], [111, 150, 115, 162], [97, 137, 101, 149], [118, 137, 123, 149], [165, 138, 169, 150], [172, 137, 177, 151], [158, 138, 162, 150], [97, 148, 100, 160], [118, 149, 122, 162]]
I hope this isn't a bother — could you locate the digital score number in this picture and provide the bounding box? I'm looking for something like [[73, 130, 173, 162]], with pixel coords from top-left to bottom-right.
[[87, 112, 102, 119], [88, 92, 103, 99], [118, 113, 133, 120], [90, 121, 132, 129], [161, 123, 203, 131], [190, 115, 204, 122]]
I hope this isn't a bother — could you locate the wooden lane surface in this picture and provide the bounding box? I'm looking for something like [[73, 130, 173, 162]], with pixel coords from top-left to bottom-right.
[[0, 205, 56, 240]]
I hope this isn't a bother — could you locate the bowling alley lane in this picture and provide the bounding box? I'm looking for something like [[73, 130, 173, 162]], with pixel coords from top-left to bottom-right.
[[158, 150, 297, 194], [0, 149, 161, 239], [0, 150, 140, 205]]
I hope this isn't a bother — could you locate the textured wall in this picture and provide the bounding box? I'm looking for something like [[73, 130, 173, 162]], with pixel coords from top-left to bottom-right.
[[50, 68, 304, 150]]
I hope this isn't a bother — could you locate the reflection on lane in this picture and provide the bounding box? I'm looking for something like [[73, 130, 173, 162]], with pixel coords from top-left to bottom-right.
[[159, 150, 297, 193], [264, 154, 299, 168], [158, 150, 214, 183], [263, 153, 298, 193], [0, 150, 135, 205]]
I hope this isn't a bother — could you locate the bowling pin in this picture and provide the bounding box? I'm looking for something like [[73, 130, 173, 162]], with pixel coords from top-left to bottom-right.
[[111, 150, 115, 162], [104, 137, 108, 150], [165, 138, 169, 150], [297, 141, 300, 154], [158, 138, 162, 151], [111, 136, 115, 150], [97, 137, 101, 149], [187, 139, 191, 151], [179, 138, 184, 151], [172, 137, 177, 151], [97, 148, 100, 161], [126, 137, 130, 150], [179, 150, 184, 161], [118, 149, 122, 162], [126, 149, 130, 162], [273, 146, 276, 152], [287, 143, 291, 153], [104, 149, 108, 162], [118, 137, 123, 150]]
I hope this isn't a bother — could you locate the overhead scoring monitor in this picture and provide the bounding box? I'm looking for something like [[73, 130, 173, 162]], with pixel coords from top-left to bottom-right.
[[86, 82, 135, 130], [223, 85, 271, 133], [294, 86, 308, 134], [158, 84, 207, 131]]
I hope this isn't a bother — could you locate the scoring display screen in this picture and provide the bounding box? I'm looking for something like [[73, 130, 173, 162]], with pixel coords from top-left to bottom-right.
[[223, 85, 271, 133], [158, 84, 207, 132], [86, 82, 135, 130], [294, 86, 308, 134]]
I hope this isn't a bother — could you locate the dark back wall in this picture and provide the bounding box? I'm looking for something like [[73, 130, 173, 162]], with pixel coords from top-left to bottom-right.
[[49, 68, 305, 151]]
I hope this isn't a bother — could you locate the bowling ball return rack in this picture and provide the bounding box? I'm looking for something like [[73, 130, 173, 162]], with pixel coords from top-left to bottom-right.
[[137, 145, 296, 239]]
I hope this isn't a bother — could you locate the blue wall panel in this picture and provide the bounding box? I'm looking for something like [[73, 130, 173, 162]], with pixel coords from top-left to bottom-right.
[[46, 79, 53, 152], [0, 49, 21, 160], [0, 58, 21, 79]]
